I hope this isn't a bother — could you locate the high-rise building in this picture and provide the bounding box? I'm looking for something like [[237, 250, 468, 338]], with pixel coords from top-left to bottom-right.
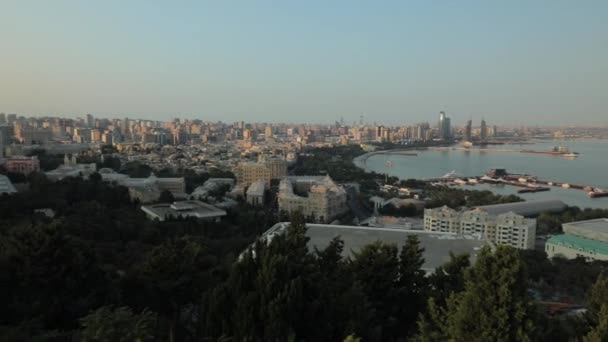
[[0, 113, 6, 124], [86, 114, 94, 128], [464, 119, 472, 142], [438, 111, 451, 140], [480, 119, 488, 141]]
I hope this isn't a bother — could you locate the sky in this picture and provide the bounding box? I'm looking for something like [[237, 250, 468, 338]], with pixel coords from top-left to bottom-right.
[[0, 1, 607, 125]]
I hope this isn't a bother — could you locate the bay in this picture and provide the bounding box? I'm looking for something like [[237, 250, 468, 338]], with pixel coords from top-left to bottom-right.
[[356, 139, 608, 209]]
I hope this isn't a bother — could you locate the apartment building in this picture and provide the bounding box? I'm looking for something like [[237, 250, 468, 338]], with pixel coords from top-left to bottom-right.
[[424, 207, 536, 250]]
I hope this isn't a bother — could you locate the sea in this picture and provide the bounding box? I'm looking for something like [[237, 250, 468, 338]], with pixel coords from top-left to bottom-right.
[[355, 139, 608, 209]]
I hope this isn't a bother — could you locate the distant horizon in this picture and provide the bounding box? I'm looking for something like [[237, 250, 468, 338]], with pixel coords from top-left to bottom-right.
[[2, 110, 607, 128], [1, 1, 606, 125]]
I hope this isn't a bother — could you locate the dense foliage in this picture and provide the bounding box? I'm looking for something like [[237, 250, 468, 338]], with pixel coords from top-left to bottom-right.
[[0, 173, 607, 341]]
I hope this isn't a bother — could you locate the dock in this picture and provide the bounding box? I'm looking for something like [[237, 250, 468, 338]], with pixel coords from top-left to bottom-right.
[[429, 170, 607, 199]]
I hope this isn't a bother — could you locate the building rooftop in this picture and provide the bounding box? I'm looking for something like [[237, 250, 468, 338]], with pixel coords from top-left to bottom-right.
[[547, 234, 608, 256], [0, 175, 17, 194], [563, 218, 608, 242], [473, 199, 567, 217], [263, 222, 488, 272], [141, 200, 227, 221]]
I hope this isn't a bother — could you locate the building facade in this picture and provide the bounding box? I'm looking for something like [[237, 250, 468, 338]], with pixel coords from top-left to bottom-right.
[[424, 207, 536, 250], [4, 156, 40, 175], [546, 218, 608, 261], [278, 176, 347, 223]]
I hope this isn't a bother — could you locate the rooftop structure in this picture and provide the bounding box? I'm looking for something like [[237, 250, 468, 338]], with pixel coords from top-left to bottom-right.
[[546, 218, 608, 261], [563, 218, 608, 242], [473, 199, 567, 217], [141, 200, 227, 222], [0, 175, 17, 194], [262, 222, 488, 273]]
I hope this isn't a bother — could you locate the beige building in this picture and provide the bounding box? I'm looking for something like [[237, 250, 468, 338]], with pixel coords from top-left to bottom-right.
[[235, 158, 287, 188], [278, 176, 347, 223], [423, 206, 461, 234], [424, 207, 536, 250]]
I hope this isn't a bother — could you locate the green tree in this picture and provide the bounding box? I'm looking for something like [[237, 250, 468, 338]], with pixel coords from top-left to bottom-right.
[[158, 189, 175, 203], [584, 273, 608, 341], [435, 246, 536, 341], [397, 235, 428, 335], [139, 236, 215, 342], [78, 306, 157, 342]]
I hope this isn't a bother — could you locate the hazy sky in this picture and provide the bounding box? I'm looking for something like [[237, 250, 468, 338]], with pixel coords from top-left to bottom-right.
[[1, 1, 606, 125]]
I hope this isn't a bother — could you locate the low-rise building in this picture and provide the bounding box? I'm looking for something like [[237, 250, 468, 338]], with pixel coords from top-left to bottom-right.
[[3, 156, 40, 175], [546, 218, 608, 261], [278, 176, 348, 223], [255, 222, 488, 273], [246, 179, 265, 206], [141, 200, 227, 222], [45, 154, 97, 181], [424, 206, 536, 250], [0, 175, 17, 194]]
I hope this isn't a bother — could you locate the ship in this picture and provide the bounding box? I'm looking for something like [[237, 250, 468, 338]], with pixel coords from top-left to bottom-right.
[[521, 146, 580, 156], [562, 153, 579, 158]]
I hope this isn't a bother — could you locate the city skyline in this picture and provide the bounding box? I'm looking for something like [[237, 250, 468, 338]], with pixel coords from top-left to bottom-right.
[[1, 1, 607, 125]]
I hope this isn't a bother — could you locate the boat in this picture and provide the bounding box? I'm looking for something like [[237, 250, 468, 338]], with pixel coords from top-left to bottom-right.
[[562, 153, 578, 158], [442, 170, 457, 178], [561, 183, 571, 189], [454, 179, 467, 185], [589, 189, 608, 198]]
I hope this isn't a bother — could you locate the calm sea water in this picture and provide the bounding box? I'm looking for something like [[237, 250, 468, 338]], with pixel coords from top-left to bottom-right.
[[357, 139, 608, 209]]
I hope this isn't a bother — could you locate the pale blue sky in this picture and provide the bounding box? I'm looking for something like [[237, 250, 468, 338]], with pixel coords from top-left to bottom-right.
[[1, 1, 606, 125]]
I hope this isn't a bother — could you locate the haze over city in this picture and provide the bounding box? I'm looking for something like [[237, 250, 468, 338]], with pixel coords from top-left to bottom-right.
[[1, 0, 607, 125]]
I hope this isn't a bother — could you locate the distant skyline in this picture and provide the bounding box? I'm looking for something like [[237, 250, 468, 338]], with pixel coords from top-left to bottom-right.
[[1, 1, 607, 125]]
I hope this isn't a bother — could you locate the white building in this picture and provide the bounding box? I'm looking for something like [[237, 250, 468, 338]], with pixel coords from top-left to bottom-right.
[[246, 179, 265, 206], [546, 218, 608, 261], [278, 176, 348, 223], [99, 168, 186, 203], [45, 154, 97, 181], [424, 207, 536, 250], [141, 200, 226, 222]]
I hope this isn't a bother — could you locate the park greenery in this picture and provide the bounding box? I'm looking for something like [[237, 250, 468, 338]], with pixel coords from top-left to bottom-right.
[[0, 174, 607, 341], [1, 145, 608, 340]]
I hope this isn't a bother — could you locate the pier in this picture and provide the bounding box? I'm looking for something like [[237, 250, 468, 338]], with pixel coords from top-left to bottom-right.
[[429, 170, 608, 199], [429, 146, 579, 157]]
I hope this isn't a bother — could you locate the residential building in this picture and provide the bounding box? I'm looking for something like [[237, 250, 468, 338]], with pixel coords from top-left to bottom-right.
[[423, 206, 461, 233], [235, 158, 287, 188], [424, 207, 536, 250], [278, 176, 347, 223], [546, 218, 608, 261]]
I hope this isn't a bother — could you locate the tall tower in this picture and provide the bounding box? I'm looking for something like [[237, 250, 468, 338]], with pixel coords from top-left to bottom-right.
[[438, 111, 451, 140], [480, 118, 487, 141], [465, 119, 472, 142]]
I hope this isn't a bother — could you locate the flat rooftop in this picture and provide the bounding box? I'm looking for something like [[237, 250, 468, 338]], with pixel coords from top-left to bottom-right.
[[473, 199, 567, 217], [563, 218, 608, 242], [264, 223, 488, 272], [141, 200, 226, 221], [547, 234, 608, 256], [0, 175, 17, 194]]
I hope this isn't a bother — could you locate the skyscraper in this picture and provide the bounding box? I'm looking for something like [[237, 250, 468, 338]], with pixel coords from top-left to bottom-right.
[[438, 111, 451, 140], [464, 119, 473, 142], [86, 114, 94, 128], [480, 118, 487, 141]]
